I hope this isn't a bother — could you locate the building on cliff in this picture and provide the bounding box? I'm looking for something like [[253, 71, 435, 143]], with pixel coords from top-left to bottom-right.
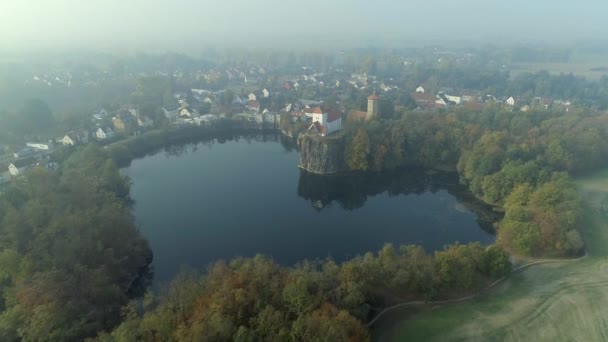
[[307, 107, 342, 137], [348, 91, 381, 122]]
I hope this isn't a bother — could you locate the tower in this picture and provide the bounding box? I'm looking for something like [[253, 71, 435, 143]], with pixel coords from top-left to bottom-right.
[[367, 91, 381, 120]]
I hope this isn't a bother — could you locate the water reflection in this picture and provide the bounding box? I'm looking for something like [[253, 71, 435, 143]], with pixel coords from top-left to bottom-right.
[[297, 169, 500, 234]]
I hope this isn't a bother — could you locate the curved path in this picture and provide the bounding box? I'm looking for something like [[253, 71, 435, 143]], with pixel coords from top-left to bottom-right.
[[367, 253, 587, 327]]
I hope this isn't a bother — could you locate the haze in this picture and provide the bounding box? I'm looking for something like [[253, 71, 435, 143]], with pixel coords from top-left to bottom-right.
[[1, 0, 607, 51]]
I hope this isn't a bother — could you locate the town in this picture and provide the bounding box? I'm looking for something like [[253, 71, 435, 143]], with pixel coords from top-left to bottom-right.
[[0, 46, 595, 186]]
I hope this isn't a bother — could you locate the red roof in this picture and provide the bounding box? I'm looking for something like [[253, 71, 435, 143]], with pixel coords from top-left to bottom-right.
[[411, 92, 435, 103], [463, 101, 485, 111], [247, 100, 260, 108], [327, 111, 341, 122], [348, 110, 367, 121], [303, 107, 325, 114], [368, 92, 381, 101]]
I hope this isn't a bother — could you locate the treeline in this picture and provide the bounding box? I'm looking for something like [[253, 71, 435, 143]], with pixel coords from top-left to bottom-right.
[[344, 107, 608, 256], [93, 243, 510, 342], [106, 123, 280, 167], [0, 145, 152, 341]]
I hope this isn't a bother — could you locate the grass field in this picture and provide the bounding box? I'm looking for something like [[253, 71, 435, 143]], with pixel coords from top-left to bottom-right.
[[374, 169, 608, 342]]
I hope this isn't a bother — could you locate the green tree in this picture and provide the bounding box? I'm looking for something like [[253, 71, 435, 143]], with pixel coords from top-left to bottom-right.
[[347, 129, 370, 171]]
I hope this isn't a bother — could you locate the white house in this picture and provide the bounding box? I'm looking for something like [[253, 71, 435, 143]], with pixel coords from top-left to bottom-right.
[[506, 96, 516, 106], [8, 157, 36, 176], [26, 142, 51, 150], [308, 107, 342, 137], [262, 88, 270, 98], [445, 94, 462, 105], [416, 86, 425, 93], [96, 127, 114, 140], [248, 93, 257, 101], [180, 107, 199, 118], [62, 132, 78, 146]]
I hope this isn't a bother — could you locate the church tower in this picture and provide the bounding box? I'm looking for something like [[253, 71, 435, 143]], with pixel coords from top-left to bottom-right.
[[367, 92, 381, 120]]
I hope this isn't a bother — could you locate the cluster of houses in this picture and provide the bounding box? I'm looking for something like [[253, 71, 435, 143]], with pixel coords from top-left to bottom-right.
[[5, 141, 57, 178], [409, 85, 573, 112], [3, 107, 158, 181]]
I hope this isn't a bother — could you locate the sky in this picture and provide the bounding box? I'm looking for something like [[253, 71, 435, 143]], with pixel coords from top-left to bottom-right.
[[1, 0, 606, 52]]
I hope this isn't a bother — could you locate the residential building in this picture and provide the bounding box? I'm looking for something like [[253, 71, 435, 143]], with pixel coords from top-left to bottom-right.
[[112, 114, 137, 133], [26, 142, 52, 150], [506, 96, 516, 106], [307, 107, 342, 136], [247, 100, 260, 112], [62, 132, 79, 146], [416, 86, 425, 93], [96, 127, 114, 140], [8, 157, 37, 176]]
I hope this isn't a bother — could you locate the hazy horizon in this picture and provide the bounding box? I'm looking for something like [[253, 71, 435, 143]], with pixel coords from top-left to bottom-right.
[[1, 0, 607, 53]]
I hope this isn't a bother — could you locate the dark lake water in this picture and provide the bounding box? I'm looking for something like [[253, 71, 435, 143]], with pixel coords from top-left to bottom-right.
[[124, 134, 496, 283]]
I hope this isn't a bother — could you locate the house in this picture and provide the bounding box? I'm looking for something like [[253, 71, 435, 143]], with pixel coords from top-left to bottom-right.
[[8, 157, 37, 176], [445, 94, 462, 105], [62, 132, 80, 146], [283, 82, 293, 91], [248, 93, 257, 101], [112, 114, 137, 132], [246, 100, 260, 112], [262, 88, 270, 98], [416, 86, 425, 93], [410, 92, 436, 108], [179, 107, 200, 118], [506, 96, 516, 106], [436, 94, 448, 107], [308, 107, 342, 137], [96, 127, 114, 140], [26, 142, 52, 150]]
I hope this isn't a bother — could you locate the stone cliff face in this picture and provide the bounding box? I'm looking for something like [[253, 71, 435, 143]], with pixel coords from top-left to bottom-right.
[[297, 133, 347, 174]]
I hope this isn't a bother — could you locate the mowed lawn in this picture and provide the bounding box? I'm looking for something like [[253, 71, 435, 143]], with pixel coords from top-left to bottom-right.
[[374, 170, 608, 342]]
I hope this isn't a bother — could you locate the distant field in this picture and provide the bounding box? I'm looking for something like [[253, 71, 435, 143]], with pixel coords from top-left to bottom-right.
[[511, 61, 608, 80], [374, 169, 608, 342]]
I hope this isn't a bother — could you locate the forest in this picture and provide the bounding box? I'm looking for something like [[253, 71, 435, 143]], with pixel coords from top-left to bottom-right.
[[93, 243, 509, 342], [0, 145, 152, 341], [342, 106, 606, 256]]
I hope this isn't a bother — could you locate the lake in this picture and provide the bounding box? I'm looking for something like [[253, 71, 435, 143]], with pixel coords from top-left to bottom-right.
[[124, 134, 496, 283]]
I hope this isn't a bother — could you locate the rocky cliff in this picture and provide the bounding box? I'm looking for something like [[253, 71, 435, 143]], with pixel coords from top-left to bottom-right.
[[297, 133, 347, 174]]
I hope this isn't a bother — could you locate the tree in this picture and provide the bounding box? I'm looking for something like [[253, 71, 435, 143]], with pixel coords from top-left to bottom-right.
[[346, 129, 370, 171]]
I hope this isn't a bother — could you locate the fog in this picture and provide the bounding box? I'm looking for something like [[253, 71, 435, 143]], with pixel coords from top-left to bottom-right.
[[1, 0, 607, 51]]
